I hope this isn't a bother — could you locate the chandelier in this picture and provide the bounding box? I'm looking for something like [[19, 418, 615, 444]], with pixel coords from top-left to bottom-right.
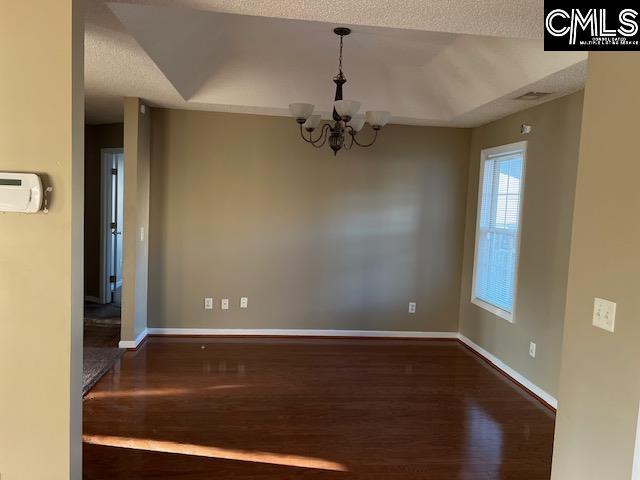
[[289, 27, 391, 155]]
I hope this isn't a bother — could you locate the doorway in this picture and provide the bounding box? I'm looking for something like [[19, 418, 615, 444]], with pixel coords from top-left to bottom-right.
[[82, 147, 125, 395], [100, 147, 124, 305]]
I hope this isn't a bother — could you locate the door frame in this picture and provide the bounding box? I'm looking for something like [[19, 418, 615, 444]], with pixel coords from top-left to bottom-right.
[[99, 147, 124, 304]]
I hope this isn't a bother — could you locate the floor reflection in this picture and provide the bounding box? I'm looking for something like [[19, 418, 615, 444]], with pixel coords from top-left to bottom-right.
[[85, 384, 244, 400], [466, 401, 503, 479], [83, 337, 555, 479], [84, 434, 348, 471]]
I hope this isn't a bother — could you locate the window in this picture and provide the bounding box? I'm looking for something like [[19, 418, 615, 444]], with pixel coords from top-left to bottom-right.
[[472, 141, 527, 322]]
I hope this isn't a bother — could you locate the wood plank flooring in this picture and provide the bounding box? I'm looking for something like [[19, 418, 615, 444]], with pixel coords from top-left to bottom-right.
[[83, 337, 555, 479]]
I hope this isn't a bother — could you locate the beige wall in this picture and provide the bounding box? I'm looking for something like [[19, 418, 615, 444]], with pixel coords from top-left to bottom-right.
[[148, 109, 470, 332], [121, 98, 150, 342], [552, 53, 640, 480], [458, 92, 584, 398], [84, 123, 123, 298], [0, 1, 83, 478]]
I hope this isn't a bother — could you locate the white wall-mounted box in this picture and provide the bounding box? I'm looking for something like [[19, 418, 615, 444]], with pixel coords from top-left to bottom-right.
[[0, 172, 43, 213]]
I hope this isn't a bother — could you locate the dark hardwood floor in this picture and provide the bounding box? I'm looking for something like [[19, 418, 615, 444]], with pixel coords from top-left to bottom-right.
[[83, 337, 555, 479]]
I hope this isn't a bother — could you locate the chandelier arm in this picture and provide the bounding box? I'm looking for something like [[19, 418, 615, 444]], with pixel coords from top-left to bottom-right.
[[344, 132, 354, 150], [310, 124, 331, 148], [300, 123, 330, 146], [349, 126, 379, 148], [299, 124, 313, 143]]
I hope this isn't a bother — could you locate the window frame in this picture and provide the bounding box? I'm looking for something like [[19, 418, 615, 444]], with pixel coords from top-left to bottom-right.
[[471, 140, 528, 323]]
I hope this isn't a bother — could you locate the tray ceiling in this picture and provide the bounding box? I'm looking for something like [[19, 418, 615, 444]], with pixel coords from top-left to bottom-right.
[[85, 1, 586, 126]]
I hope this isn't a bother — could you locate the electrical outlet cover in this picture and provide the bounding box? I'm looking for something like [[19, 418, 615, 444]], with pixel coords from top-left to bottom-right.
[[593, 297, 616, 332]]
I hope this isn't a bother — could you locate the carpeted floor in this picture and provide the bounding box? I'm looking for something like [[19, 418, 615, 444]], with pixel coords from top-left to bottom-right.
[[83, 303, 124, 396], [83, 346, 124, 395], [85, 302, 122, 323]]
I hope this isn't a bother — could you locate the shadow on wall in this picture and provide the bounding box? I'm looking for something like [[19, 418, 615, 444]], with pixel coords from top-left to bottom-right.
[[147, 110, 470, 332]]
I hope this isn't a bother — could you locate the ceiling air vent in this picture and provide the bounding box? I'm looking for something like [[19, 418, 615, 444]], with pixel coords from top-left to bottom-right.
[[515, 91, 552, 101]]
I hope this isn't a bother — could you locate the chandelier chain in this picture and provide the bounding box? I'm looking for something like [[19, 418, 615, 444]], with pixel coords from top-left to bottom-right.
[[338, 34, 343, 74]]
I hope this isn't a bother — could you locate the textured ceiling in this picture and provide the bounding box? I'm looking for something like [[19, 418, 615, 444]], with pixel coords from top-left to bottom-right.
[[101, 0, 547, 38], [84, 0, 587, 126]]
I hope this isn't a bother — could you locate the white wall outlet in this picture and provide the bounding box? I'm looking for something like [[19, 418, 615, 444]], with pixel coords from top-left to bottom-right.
[[408, 302, 416, 314], [529, 341, 536, 358], [221, 298, 229, 310], [204, 297, 213, 310], [593, 297, 616, 332], [240, 297, 248, 309]]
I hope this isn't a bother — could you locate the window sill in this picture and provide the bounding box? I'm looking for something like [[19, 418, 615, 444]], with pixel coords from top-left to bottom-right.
[[471, 297, 514, 323]]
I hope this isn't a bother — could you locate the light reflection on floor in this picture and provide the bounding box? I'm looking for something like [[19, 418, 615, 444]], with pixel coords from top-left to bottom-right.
[[466, 401, 503, 478], [85, 384, 245, 400], [83, 434, 349, 472], [84, 338, 555, 478]]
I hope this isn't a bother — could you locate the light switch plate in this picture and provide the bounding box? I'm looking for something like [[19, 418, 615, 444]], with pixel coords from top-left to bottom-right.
[[529, 342, 536, 358], [593, 297, 616, 332], [204, 298, 213, 310], [240, 297, 248, 309], [408, 302, 416, 314], [221, 298, 229, 310]]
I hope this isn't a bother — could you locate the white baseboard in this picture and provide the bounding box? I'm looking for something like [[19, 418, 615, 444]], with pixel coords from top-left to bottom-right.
[[85, 295, 101, 303], [118, 328, 148, 349], [146, 328, 459, 339], [458, 333, 557, 409], [139, 328, 554, 408]]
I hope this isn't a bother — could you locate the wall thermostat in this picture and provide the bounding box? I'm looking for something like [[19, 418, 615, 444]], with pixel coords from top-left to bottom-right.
[[0, 172, 43, 213]]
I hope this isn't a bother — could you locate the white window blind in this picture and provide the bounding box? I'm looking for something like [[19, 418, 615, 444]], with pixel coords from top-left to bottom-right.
[[472, 142, 526, 322]]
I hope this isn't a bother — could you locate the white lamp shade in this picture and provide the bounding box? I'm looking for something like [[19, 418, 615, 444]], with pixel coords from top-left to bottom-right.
[[289, 103, 314, 120], [334, 100, 361, 119], [303, 115, 321, 130], [348, 115, 366, 132], [366, 111, 391, 128]]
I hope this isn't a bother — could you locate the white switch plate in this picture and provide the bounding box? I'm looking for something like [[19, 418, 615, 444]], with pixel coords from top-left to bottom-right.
[[593, 297, 616, 332], [221, 298, 229, 310], [408, 302, 416, 314], [240, 297, 248, 309], [140, 226, 145, 241], [204, 298, 213, 310], [529, 341, 536, 358]]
